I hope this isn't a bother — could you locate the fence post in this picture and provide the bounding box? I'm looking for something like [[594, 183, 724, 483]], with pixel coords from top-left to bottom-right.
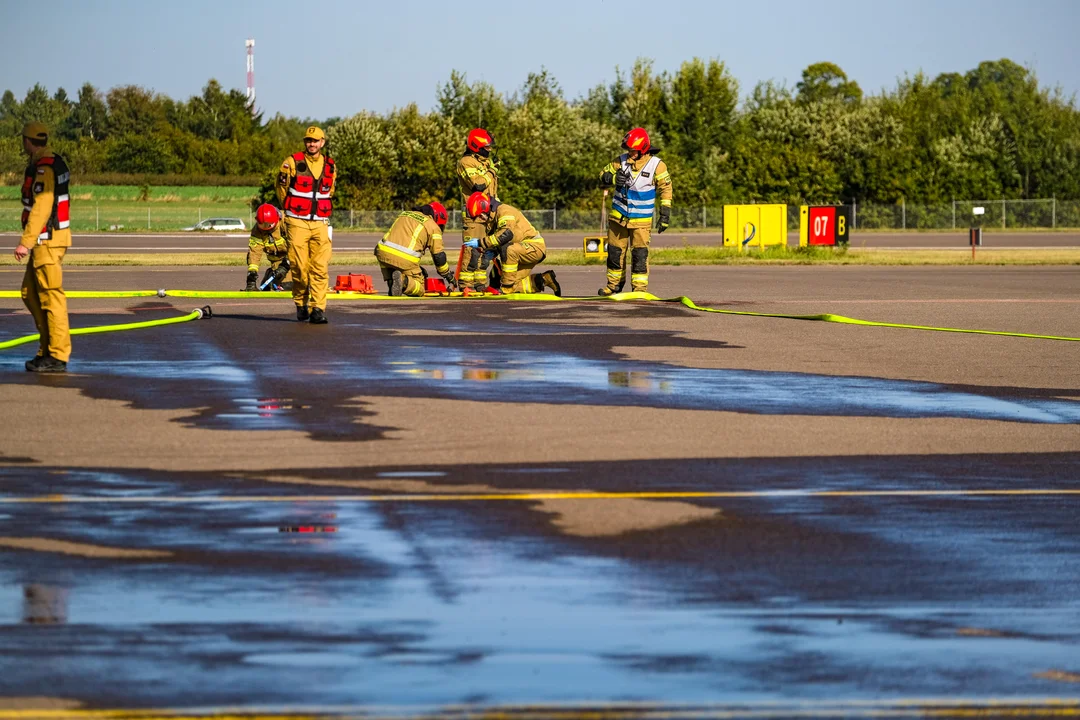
[[952, 200, 955, 230], [902, 198, 906, 230], [553, 204, 557, 231], [703, 206, 707, 228], [350, 209, 354, 228], [148, 207, 151, 230], [852, 200, 857, 230], [96, 205, 99, 231], [1052, 197, 1056, 229], [1001, 199, 1006, 230]]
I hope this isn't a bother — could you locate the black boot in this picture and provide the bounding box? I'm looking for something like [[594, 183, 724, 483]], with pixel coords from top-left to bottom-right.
[[25, 354, 44, 372], [541, 271, 562, 297], [309, 308, 328, 324], [296, 305, 310, 321], [390, 270, 403, 297], [245, 271, 258, 291], [29, 356, 67, 373]]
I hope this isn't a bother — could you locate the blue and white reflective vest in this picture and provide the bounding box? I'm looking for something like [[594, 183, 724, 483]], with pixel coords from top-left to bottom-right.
[[611, 154, 662, 221]]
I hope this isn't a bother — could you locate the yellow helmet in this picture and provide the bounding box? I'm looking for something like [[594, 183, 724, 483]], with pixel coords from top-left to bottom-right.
[[22, 121, 48, 142]]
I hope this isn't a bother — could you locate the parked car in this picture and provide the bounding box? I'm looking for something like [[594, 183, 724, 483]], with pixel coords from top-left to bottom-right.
[[181, 218, 246, 232]]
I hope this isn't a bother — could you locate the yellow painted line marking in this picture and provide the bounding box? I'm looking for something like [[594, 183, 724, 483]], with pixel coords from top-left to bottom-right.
[[1, 489, 1078, 505]]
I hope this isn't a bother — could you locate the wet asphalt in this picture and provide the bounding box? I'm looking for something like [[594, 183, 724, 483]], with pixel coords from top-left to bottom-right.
[[0, 266, 1078, 717]]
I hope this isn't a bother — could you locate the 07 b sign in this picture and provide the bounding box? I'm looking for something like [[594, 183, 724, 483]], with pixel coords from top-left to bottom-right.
[[800, 205, 851, 246]]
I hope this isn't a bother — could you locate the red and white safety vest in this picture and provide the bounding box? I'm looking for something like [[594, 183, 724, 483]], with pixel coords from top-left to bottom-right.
[[21, 152, 70, 242], [283, 152, 335, 221]]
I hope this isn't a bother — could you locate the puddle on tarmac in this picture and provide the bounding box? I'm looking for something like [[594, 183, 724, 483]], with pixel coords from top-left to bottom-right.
[[1, 486, 1078, 705], [369, 348, 1080, 424]]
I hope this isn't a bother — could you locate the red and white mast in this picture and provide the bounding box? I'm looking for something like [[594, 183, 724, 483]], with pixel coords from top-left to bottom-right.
[[245, 38, 255, 110]]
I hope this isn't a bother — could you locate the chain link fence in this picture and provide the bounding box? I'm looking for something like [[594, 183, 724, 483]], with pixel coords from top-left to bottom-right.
[[2, 199, 1078, 233]]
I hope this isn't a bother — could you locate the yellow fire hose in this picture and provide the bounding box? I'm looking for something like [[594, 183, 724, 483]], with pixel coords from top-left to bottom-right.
[[0, 290, 1077, 343], [0, 306, 211, 352]]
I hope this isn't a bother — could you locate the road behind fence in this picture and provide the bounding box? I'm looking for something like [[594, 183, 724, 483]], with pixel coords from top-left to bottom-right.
[[1, 199, 1078, 233]]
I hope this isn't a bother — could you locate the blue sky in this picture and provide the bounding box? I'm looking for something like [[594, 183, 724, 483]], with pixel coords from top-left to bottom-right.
[[3, 0, 1078, 120]]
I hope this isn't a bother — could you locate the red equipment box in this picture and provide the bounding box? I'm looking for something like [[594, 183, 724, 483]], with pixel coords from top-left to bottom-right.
[[333, 274, 375, 293], [425, 278, 448, 293]]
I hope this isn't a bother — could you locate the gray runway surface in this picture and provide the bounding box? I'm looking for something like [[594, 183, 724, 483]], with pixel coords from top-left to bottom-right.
[[3, 230, 1079, 253], [0, 266, 1078, 717]]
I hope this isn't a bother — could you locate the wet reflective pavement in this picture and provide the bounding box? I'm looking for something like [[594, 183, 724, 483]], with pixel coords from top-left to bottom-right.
[[1, 268, 1079, 716]]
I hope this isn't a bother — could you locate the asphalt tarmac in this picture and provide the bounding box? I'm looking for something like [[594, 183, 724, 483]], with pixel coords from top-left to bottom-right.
[[2, 230, 1078, 253], [0, 265, 1078, 718]]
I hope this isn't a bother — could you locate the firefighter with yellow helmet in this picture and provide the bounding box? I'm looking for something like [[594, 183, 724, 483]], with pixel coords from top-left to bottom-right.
[[245, 204, 290, 291], [455, 128, 499, 292], [14, 122, 71, 373], [463, 192, 561, 296], [375, 202, 455, 297], [277, 126, 335, 324], [598, 127, 672, 295]]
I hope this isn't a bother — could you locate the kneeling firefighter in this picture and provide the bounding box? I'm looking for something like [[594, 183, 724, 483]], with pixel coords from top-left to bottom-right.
[[598, 127, 673, 295], [456, 128, 499, 292], [463, 192, 561, 296], [375, 202, 455, 296], [245, 204, 290, 291]]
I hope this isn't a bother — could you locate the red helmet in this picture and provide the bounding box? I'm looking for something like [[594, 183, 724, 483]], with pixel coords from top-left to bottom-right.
[[466, 128, 494, 154], [622, 127, 651, 154], [428, 201, 448, 228], [256, 203, 280, 226], [465, 191, 492, 218]]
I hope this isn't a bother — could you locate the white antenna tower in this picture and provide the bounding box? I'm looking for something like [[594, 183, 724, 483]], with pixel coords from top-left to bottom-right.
[[245, 38, 255, 110]]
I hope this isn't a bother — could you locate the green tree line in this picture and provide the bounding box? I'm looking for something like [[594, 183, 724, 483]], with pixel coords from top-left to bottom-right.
[[4, 58, 1079, 209]]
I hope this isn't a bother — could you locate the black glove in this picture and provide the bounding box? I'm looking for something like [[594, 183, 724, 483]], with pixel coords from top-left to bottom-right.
[[440, 272, 457, 291], [615, 167, 632, 189], [471, 182, 487, 193], [657, 206, 671, 233], [600, 171, 614, 187]]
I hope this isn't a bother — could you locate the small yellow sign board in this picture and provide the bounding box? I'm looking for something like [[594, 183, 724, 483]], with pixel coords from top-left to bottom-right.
[[722, 205, 788, 251], [583, 236, 607, 260]]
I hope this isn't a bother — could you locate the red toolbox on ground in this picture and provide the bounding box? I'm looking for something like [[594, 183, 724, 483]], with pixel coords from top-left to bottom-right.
[[425, 278, 448, 293], [334, 274, 375, 293]]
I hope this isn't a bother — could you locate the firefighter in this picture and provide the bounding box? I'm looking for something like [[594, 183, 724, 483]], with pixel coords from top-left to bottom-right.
[[277, 125, 335, 324], [14, 122, 71, 373], [597, 127, 672, 295], [245, 204, 290, 291], [463, 192, 561, 296], [375, 202, 456, 297], [456, 128, 499, 292]]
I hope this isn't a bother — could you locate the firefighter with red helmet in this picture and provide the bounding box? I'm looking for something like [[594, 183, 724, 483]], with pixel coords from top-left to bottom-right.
[[375, 202, 455, 297], [456, 128, 499, 292], [14, 122, 72, 373], [463, 192, 561, 296], [245, 204, 290, 291], [277, 125, 335, 324], [597, 127, 672, 295]]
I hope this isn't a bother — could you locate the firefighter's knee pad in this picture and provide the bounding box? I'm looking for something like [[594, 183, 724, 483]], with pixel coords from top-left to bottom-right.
[[631, 247, 649, 274], [607, 245, 624, 270]]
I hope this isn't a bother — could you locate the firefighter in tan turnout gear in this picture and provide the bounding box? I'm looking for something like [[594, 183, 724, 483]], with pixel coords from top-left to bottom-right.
[[277, 126, 335, 324], [456, 128, 499, 292], [598, 127, 672, 295], [14, 122, 71, 373], [375, 202, 456, 297], [463, 192, 561, 296], [245, 204, 290, 291]]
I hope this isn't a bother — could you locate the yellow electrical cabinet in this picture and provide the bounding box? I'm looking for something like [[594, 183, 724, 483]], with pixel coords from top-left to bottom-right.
[[723, 204, 788, 250]]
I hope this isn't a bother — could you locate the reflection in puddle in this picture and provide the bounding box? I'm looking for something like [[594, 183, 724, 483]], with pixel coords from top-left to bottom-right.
[[22, 584, 67, 624], [380, 348, 1080, 424]]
